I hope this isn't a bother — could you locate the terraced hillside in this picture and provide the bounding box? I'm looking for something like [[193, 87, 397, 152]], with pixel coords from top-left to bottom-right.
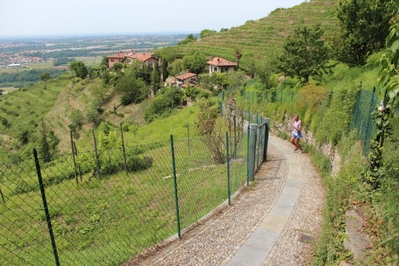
[[181, 0, 338, 69]]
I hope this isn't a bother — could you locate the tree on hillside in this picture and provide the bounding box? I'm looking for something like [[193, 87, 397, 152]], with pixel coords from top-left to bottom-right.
[[379, 12, 399, 114], [37, 119, 59, 162], [335, 0, 396, 66], [156, 46, 182, 63], [182, 50, 208, 74], [69, 61, 88, 79], [178, 34, 197, 45], [171, 59, 184, 76], [40, 72, 51, 82], [151, 62, 161, 96], [161, 60, 169, 82], [277, 24, 331, 84], [130, 61, 152, 85], [256, 55, 278, 90], [235, 49, 242, 69], [115, 69, 147, 105]]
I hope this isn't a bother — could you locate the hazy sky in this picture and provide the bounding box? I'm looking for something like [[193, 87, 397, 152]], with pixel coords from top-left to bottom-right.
[[0, 0, 304, 37]]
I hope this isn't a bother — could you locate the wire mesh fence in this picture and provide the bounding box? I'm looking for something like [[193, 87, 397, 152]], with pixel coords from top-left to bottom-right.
[[352, 87, 379, 155], [0, 124, 267, 265]]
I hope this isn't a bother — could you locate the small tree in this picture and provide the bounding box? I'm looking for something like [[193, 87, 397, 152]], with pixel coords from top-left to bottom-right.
[[178, 34, 197, 45], [69, 61, 88, 79], [40, 72, 51, 82], [194, 100, 225, 164]]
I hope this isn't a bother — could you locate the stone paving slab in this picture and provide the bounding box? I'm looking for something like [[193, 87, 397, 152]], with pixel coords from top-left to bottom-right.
[[226, 135, 304, 266]]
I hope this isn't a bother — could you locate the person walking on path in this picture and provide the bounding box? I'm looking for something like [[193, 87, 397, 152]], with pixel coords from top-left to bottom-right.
[[290, 114, 304, 153]]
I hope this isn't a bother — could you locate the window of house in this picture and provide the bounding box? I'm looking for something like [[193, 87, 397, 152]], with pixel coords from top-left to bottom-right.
[[111, 59, 114, 62], [214, 66, 217, 71]]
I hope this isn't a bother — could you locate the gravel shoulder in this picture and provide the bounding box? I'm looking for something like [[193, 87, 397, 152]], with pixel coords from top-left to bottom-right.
[[124, 135, 326, 266]]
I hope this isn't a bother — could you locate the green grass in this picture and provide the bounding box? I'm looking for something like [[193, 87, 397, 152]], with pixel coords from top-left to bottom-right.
[[0, 133, 248, 265]]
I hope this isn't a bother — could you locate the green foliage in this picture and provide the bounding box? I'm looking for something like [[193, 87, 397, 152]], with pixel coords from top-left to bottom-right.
[[378, 13, 399, 115], [178, 34, 197, 45], [0, 69, 64, 87], [182, 50, 208, 74], [335, 0, 395, 66], [39, 72, 51, 82], [194, 100, 225, 164], [114, 70, 148, 105], [110, 62, 123, 72], [277, 24, 332, 84], [144, 87, 181, 123], [200, 29, 217, 39], [69, 61, 88, 79], [314, 85, 358, 145], [36, 119, 59, 162], [256, 55, 278, 90], [69, 109, 84, 132], [151, 62, 160, 95]]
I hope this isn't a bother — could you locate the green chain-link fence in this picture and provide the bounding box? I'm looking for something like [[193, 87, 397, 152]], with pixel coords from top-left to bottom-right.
[[0, 121, 269, 265], [352, 87, 379, 155]]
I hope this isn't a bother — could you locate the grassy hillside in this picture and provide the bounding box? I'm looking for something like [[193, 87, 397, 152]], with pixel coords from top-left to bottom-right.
[[180, 0, 338, 68], [0, 0, 340, 161]]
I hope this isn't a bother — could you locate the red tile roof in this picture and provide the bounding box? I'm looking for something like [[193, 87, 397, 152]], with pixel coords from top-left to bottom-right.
[[176, 72, 197, 80], [207, 57, 237, 67], [107, 50, 157, 62]]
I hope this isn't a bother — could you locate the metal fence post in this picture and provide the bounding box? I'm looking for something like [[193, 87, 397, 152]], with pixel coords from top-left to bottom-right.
[[33, 148, 60, 266], [226, 132, 231, 205], [170, 135, 181, 238], [264, 118, 270, 162], [248, 124, 258, 182], [246, 125, 250, 186]]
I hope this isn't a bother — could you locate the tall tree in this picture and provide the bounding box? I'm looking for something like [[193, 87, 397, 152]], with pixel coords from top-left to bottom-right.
[[277, 24, 331, 84], [37, 119, 59, 162], [151, 62, 161, 96], [336, 0, 395, 66]]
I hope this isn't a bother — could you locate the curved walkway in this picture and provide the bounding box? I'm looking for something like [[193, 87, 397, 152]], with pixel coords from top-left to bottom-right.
[[126, 135, 325, 266]]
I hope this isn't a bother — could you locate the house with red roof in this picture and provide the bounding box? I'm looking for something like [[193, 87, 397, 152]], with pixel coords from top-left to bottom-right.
[[175, 72, 198, 88], [107, 50, 159, 68], [207, 56, 237, 76]]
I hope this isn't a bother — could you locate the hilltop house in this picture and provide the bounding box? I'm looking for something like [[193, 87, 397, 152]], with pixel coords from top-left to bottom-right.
[[107, 50, 159, 68], [207, 56, 237, 76], [175, 72, 198, 88]]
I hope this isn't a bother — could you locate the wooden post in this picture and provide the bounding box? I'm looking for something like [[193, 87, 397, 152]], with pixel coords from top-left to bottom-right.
[[92, 130, 101, 181], [73, 141, 82, 182], [120, 122, 128, 175], [187, 122, 190, 155], [70, 131, 78, 185]]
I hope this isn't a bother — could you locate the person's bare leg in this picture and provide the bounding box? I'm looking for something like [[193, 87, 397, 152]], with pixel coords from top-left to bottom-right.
[[291, 136, 299, 150], [295, 138, 303, 152]]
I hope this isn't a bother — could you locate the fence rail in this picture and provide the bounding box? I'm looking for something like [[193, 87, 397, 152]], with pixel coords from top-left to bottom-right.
[[0, 119, 269, 265]]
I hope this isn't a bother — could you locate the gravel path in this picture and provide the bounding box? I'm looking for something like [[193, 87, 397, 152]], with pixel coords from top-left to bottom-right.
[[124, 135, 325, 266]]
